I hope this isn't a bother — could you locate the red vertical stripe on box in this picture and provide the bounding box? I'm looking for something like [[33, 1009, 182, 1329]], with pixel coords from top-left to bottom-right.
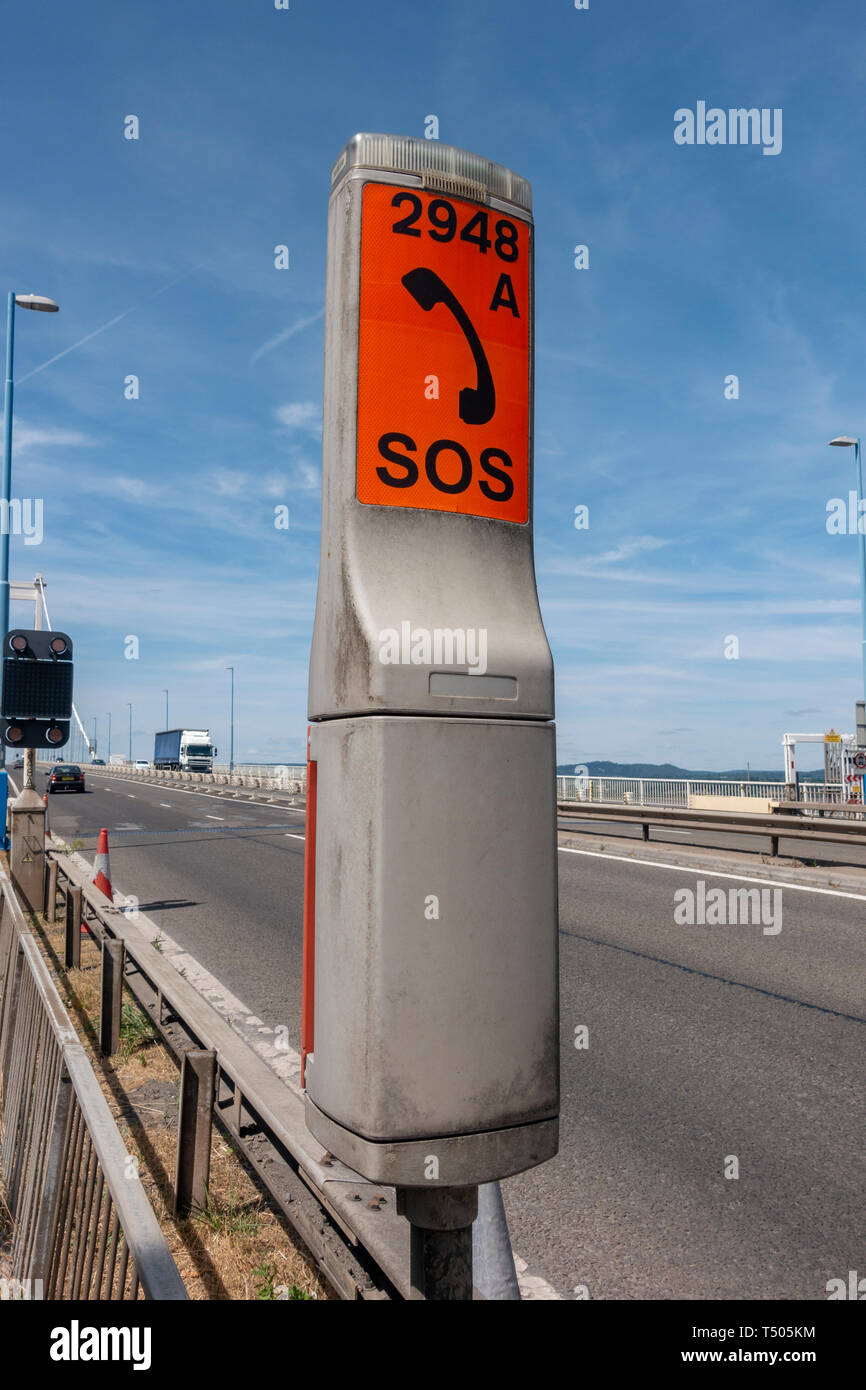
[[301, 729, 317, 1089]]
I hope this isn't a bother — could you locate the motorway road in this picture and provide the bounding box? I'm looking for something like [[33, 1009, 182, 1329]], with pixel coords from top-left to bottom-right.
[[37, 769, 865, 1300]]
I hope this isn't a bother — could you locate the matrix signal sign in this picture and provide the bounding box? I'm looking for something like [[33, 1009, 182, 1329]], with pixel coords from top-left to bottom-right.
[[1, 629, 73, 748]]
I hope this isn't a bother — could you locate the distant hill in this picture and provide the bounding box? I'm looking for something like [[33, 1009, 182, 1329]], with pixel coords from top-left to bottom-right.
[[555, 760, 824, 783]]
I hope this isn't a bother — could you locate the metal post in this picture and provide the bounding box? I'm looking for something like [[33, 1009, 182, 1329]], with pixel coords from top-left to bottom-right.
[[397, 1186, 478, 1300], [27, 1069, 73, 1284], [226, 666, 234, 772], [0, 292, 15, 773], [44, 855, 58, 922], [471, 1182, 520, 1300], [100, 938, 125, 1055], [174, 1049, 217, 1216], [127, 702, 132, 763], [64, 884, 81, 969], [106, 711, 111, 761], [9, 786, 46, 909], [855, 441, 866, 702]]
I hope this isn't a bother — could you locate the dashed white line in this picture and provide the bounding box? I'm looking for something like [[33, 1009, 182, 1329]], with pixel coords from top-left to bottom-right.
[[284, 833, 305, 841], [205, 814, 224, 821], [84, 772, 306, 817], [159, 803, 172, 808]]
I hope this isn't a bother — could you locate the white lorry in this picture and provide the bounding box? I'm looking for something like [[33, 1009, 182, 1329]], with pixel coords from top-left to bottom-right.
[[153, 728, 217, 773]]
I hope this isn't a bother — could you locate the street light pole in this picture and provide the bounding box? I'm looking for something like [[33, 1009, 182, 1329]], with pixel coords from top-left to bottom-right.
[[92, 717, 97, 759], [128, 702, 133, 763], [226, 666, 234, 772], [106, 712, 112, 762], [829, 436, 866, 699], [0, 291, 59, 771]]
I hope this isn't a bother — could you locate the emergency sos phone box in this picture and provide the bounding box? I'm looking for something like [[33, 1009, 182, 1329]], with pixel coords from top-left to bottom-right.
[[304, 135, 559, 1188]]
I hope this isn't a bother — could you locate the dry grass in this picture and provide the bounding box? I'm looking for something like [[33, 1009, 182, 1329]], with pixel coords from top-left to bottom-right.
[[25, 906, 332, 1302]]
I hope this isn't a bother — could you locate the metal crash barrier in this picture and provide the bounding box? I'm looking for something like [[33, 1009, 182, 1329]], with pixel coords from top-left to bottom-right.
[[0, 871, 187, 1300]]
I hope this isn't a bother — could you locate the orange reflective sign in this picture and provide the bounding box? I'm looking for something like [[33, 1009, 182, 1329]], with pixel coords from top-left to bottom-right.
[[356, 182, 530, 523]]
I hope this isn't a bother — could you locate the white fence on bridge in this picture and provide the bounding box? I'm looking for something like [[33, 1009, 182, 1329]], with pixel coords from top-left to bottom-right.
[[556, 776, 848, 807], [59, 762, 855, 809]]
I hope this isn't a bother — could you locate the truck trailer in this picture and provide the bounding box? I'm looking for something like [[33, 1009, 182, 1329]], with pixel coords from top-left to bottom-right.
[[153, 728, 216, 772]]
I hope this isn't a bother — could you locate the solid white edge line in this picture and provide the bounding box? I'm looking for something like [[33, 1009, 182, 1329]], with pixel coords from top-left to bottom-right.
[[558, 845, 866, 901]]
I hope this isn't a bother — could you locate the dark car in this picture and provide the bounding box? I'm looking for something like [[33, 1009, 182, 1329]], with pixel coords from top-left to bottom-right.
[[90, 758, 106, 765], [48, 764, 85, 793]]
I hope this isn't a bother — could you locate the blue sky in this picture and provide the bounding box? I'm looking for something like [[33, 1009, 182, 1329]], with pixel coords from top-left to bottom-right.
[[3, 0, 866, 770]]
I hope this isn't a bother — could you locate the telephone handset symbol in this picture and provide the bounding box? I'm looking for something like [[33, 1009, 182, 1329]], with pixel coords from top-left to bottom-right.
[[401, 267, 496, 426]]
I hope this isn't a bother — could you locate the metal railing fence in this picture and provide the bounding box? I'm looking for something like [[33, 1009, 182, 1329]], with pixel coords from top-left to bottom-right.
[[555, 776, 848, 806], [37, 761, 308, 795], [0, 873, 187, 1300]]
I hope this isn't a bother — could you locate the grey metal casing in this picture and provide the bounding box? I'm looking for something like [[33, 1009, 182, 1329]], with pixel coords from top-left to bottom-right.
[[304, 715, 559, 1184], [308, 136, 553, 723]]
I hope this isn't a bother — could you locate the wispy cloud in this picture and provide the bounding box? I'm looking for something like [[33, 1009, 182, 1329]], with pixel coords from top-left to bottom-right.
[[104, 476, 151, 501], [249, 309, 324, 367], [595, 537, 670, 564], [274, 401, 321, 437], [12, 423, 95, 452]]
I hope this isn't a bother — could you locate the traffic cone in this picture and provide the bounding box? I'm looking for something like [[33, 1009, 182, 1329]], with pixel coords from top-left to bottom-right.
[[93, 827, 113, 901], [42, 792, 50, 839]]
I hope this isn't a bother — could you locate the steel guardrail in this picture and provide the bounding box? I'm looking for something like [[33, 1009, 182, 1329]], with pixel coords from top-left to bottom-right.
[[0, 872, 188, 1300], [43, 849, 400, 1300], [556, 800, 866, 858]]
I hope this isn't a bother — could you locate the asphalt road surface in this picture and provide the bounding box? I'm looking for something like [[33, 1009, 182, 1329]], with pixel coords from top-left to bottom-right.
[[37, 768, 865, 1300]]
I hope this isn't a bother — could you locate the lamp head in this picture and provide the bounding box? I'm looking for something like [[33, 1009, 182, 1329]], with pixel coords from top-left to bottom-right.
[[14, 294, 59, 312]]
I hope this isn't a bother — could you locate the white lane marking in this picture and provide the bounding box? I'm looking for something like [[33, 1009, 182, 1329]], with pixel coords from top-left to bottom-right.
[[558, 845, 866, 901], [159, 803, 172, 808], [127, 794, 136, 798], [205, 814, 224, 821], [512, 1256, 562, 1301], [284, 833, 305, 841]]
